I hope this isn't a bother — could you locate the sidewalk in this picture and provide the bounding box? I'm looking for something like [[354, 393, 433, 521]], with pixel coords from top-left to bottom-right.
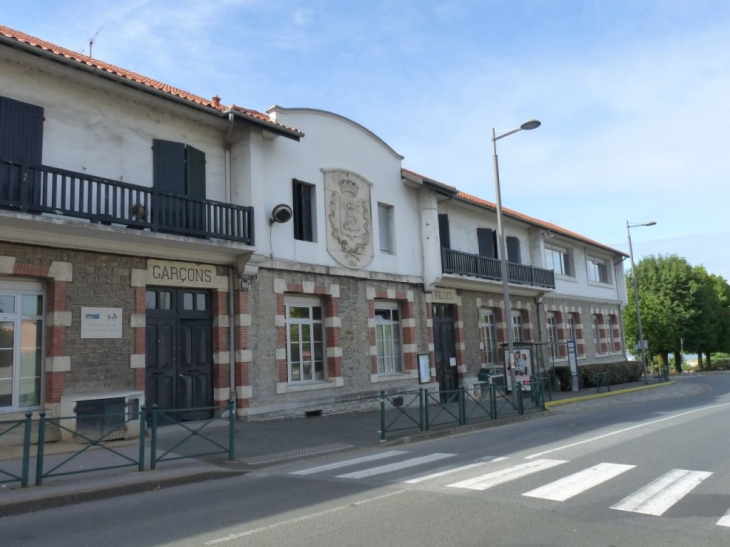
[[0, 377, 682, 517]]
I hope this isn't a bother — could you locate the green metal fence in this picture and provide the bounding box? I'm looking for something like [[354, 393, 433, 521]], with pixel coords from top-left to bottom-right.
[[35, 409, 146, 486], [463, 384, 496, 422], [379, 390, 423, 441], [150, 400, 235, 470], [595, 372, 611, 393], [0, 412, 32, 488], [423, 388, 463, 430]]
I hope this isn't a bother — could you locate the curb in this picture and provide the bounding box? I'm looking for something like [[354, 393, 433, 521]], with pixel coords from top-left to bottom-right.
[[381, 411, 553, 447], [545, 381, 676, 408], [0, 469, 245, 518]]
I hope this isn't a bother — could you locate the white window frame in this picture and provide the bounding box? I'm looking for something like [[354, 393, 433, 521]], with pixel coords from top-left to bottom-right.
[[587, 256, 611, 284], [545, 245, 572, 277], [479, 309, 498, 365], [374, 302, 403, 374], [593, 314, 602, 353], [378, 203, 395, 254], [0, 283, 45, 411], [608, 314, 617, 352], [285, 297, 326, 384], [511, 311, 524, 343], [567, 313, 578, 343], [546, 312, 558, 360]]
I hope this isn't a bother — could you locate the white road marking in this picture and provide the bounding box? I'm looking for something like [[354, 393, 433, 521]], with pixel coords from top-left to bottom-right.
[[717, 508, 730, 527], [403, 462, 485, 484], [289, 450, 407, 475], [523, 462, 635, 501], [526, 403, 730, 460], [204, 490, 408, 545], [448, 459, 566, 491], [337, 453, 456, 479], [611, 469, 712, 516], [403, 456, 508, 484]]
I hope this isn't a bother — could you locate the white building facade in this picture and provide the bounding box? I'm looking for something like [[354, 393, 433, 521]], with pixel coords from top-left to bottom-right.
[[0, 25, 628, 426]]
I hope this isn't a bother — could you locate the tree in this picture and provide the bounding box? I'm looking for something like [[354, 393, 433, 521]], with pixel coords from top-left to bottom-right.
[[624, 255, 697, 371]]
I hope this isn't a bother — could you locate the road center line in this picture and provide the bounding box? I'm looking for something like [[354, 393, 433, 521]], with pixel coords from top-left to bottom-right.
[[203, 490, 408, 545], [525, 402, 730, 460]]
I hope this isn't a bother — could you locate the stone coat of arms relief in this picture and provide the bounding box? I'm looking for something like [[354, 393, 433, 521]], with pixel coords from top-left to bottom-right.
[[323, 169, 374, 269]]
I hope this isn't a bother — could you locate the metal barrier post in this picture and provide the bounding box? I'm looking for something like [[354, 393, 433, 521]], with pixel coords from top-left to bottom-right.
[[150, 404, 158, 470], [421, 388, 429, 431], [35, 410, 46, 486], [419, 389, 425, 431], [21, 411, 32, 487], [380, 391, 386, 442], [459, 387, 466, 425], [228, 399, 236, 461], [490, 384, 497, 418], [138, 406, 146, 472], [517, 382, 524, 415]]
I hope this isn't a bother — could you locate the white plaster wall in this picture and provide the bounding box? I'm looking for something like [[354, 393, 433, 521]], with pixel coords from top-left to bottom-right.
[[439, 200, 532, 264], [261, 108, 423, 277], [1, 49, 230, 202]]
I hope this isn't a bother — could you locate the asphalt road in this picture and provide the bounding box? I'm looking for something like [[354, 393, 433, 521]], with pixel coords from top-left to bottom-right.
[[3, 374, 729, 547]]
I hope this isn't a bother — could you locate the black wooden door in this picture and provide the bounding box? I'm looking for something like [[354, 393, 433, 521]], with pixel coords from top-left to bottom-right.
[[145, 288, 213, 420], [432, 304, 459, 396]]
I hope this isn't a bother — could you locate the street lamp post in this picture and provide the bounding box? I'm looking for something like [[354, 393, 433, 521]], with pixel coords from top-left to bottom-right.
[[493, 119, 541, 403], [626, 220, 656, 384]]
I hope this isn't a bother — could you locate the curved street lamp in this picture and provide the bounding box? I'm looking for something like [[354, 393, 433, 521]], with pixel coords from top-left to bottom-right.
[[492, 120, 541, 402], [626, 220, 656, 384]]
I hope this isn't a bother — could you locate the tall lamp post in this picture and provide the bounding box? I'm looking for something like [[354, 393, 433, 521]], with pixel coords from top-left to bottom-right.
[[493, 119, 541, 402], [626, 220, 656, 384]]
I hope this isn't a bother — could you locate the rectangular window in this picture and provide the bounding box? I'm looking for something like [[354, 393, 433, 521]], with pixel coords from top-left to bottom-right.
[[0, 288, 43, 410], [293, 179, 315, 242], [285, 299, 325, 382], [480, 309, 498, 365], [588, 257, 610, 284], [378, 204, 394, 254], [593, 314, 602, 352], [567, 313, 578, 342], [545, 246, 572, 276], [375, 303, 403, 374], [511, 311, 524, 343], [547, 312, 558, 360], [608, 315, 618, 352]]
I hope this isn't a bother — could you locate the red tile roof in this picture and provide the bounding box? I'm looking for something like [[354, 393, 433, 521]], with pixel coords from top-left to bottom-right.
[[456, 191, 626, 256], [0, 25, 301, 137]]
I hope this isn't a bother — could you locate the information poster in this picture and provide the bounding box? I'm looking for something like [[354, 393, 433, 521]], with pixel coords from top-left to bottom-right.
[[81, 307, 123, 339], [505, 348, 532, 390], [418, 354, 431, 384]]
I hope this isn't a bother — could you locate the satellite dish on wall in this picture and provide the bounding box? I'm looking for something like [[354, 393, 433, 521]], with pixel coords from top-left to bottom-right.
[[270, 204, 293, 224]]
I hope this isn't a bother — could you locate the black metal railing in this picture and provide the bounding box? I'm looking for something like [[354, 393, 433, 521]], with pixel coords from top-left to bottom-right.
[[442, 248, 555, 289], [0, 160, 254, 245]]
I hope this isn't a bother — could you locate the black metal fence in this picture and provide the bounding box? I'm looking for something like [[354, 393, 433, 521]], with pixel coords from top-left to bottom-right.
[[0, 160, 254, 244], [441, 248, 555, 289]]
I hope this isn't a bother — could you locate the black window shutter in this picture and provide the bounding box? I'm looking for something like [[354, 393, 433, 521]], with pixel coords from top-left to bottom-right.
[[185, 145, 206, 199], [506, 236, 521, 264], [438, 214, 451, 249], [153, 139, 186, 195], [0, 95, 44, 165], [293, 179, 313, 242], [477, 228, 497, 258]]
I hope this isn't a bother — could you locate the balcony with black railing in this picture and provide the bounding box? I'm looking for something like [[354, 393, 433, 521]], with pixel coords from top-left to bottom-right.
[[0, 160, 254, 245], [441, 247, 555, 289]]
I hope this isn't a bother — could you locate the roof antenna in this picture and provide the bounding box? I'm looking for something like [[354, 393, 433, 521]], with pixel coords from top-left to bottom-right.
[[88, 26, 103, 58]]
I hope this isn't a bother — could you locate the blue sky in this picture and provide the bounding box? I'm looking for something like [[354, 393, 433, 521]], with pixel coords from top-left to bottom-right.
[[4, 1, 730, 280]]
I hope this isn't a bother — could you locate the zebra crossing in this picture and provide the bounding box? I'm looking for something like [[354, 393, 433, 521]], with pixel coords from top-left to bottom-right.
[[288, 450, 729, 526]]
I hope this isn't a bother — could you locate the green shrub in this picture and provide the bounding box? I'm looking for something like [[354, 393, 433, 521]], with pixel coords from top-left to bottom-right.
[[579, 361, 643, 388]]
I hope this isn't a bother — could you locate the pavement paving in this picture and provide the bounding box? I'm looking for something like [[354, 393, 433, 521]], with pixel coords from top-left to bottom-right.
[[0, 374, 702, 517]]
